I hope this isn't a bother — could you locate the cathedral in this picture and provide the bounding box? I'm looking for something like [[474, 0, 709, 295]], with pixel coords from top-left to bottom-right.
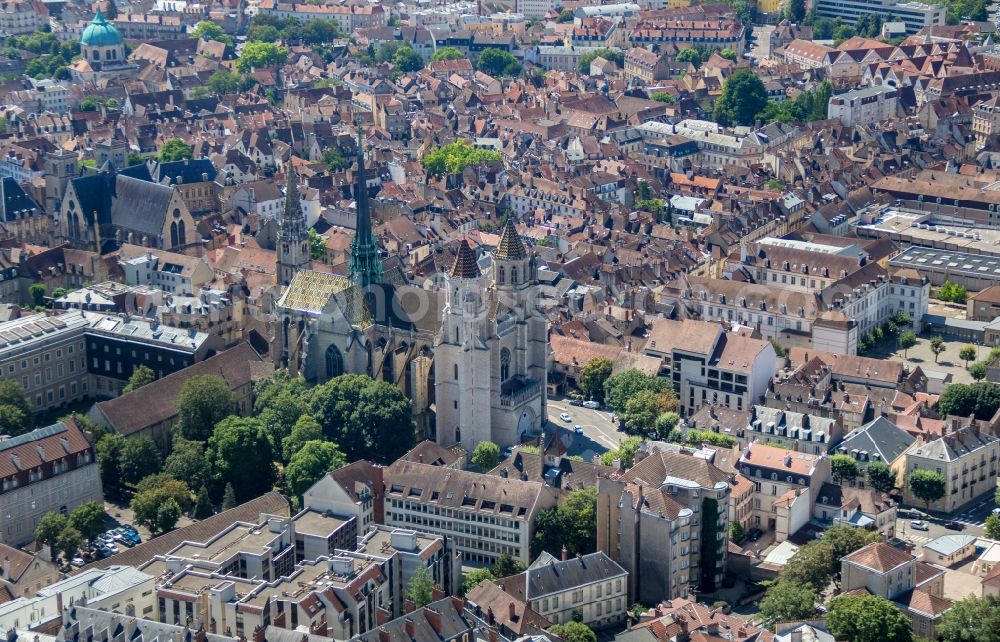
[[273, 135, 548, 452]]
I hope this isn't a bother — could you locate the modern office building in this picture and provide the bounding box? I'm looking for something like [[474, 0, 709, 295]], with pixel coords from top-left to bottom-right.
[[813, 0, 945, 34]]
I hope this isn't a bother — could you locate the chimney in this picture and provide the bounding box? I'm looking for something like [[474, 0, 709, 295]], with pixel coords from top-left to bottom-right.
[[790, 628, 803, 642], [561, 546, 569, 561], [508, 601, 516, 621], [378, 629, 390, 642], [404, 619, 415, 639]]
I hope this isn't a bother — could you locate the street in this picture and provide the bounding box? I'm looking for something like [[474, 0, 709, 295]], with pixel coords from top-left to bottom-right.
[[896, 497, 992, 548], [547, 397, 622, 450]]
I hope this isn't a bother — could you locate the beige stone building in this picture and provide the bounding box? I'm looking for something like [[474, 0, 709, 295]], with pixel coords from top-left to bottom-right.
[[904, 422, 1000, 514]]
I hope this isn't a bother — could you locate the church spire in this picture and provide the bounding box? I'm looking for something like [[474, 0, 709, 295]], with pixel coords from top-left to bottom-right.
[[350, 126, 382, 288], [277, 169, 309, 286]]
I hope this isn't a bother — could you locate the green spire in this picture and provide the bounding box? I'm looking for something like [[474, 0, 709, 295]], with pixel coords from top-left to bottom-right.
[[350, 127, 382, 288], [279, 169, 305, 242]]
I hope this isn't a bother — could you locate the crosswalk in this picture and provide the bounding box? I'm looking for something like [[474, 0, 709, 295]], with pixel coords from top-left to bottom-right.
[[905, 534, 932, 545], [950, 514, 986, 528]]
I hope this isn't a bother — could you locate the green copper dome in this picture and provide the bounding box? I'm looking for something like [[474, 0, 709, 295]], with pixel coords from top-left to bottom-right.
[[81, 10, 123, 47]]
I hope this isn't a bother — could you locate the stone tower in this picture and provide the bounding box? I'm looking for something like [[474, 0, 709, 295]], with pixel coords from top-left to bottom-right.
[[95, 138, 128, 169], [44, 148, 77, 217], [277, 169, 309, 287], [349, 129, 382, 288]]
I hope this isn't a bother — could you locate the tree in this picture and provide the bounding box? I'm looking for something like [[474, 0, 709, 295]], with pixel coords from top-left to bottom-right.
[[830, 454, 860, 485], [191, 20, 233, 46], [206, 417, 276, 502], [69, 502, 107, 540], [0, 379, 31, 416], [718, 47, 738, 61], [207, 70, 253, 95], [431, 46, 464, 61], [119, 436, 161, 486], [758, 581, 817, 629], [221, 482, 237, 511], [122, 365, 155, 394], [713, 68, 768, 126], [930, 336, 946, 363], [476, 47, 522, 77], [676, 48, 704, 68], [130, 488, 172, 534], [0, 402, 29, 436], [257, 387, 310, 460], [604, 369, 670, 414], [865, 460, 897, 494], [970, 361, 988, 381], [406, 565, 434, 607], [729, 522, 745, 542], [158, 138, 193, 163], [236, 41, 289, 73], [937, 381, 1000, 419], [492, 552, 526, 578], [193, 484, 214, 519], [548, 622, 597, 642], [898, 330, 917, 357], [461, 567, 495, 595], [650, 91, 676, 104], [938, 595, 1000, 642], [55, 526, 84, 560], [622, 389, 678, 435], [308, 374, 415, 464], [599, 435, 642, 468], [136, 474, 193, 511], [282, 414, 324, 462], [472, 441, 501, 471], [576, 48, 624, 73], [531, 487, 596, 558], [157, 498, 182, 533], [177, 375, 235, 441], [163, 438, 210, 489], [960, 345, 977, 366], [392, 45, 424, 72], [97, 433, 125, 491], [827, 594, 912, 642], [35, 512, 68, 552], [909, 469, 946, 509], [655, 411, 680, 438], [421, 139, 502, 176], [579, 357, 613, 402], [285, 440, 347, 499], [29, 282, 45, 306], [556, 8, 574, 21], [779, 539, 834, 590], [822, 526, 879, 570], [321, 147, 349, 170]]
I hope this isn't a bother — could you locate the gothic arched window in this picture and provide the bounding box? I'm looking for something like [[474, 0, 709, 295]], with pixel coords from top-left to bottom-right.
[[498, 267, 505, 285], [500, 347, 511, 382], [177, 220, 186, 245], [510, 266, 518, 285], [170, 221, 179, 248], [326, 345, 344, 379]]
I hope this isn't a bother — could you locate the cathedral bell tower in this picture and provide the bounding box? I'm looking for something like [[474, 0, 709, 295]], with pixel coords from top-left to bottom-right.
[[349, 129, 382, 289], [277, 169, 309, 287]]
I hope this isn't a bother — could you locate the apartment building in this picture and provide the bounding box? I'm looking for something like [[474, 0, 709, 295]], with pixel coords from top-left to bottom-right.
[[834, 416, 916, 491], [642, 318, 776, 416], [515, 0, 556, 18], [737, 442, 830, 537], [973, 95, 1000, 149], [597, 449, 731, 605], [623, 47, 675, 84], [814, 0, 944, 33], [829, 86, 899, 127], [303, 460, 384, 534], [119, 245, 215, 295], [740, 405, 842, 454], [815, 484, 897, 537], [629, 17, 745, 52], [256, 0, 386, 31], [382, 460, 559, 565], [904, 422, 1000, 514], [0, 0, 48, 36], [493, 552, 628, 628], [0, 418, 102, 547]]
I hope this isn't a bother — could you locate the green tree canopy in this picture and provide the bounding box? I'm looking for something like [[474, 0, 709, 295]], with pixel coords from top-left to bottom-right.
[[207, 417, 276, 502], [779, 539, 834, 590], [492, 552, 526, 578], [406, 565, 434, 607], [0, 380, 30, 436], [758, 581, 817, 629], [531, 486, 596, 558], [547, 622, 596, 642], [938, 595, 1000, 642], [477, 48, 522, 77], [830, 453, 860, 484], [221, 482, 237, 511], [284, 440, 347, 499], [827, 594, 912, 642], [236, 41, 289, 73], [35, 512, 68, 548], [431, 46, 465, 61], [308, 374, 415, 463], [713, 68, 768, 126], [937, 381, 1000, 420], [123, 365, 155, 394], [579, 357, 613, 402], [600, 435, 642, 468], [461, 567, 495, 595], [421, 139, 502, 176], [207, 70, 254, 95], [163, 437, 210, 489], [472, 441, 501, 471], [986, 514, 1000, 540], [865, 460, 897, 494], [909, 469, 946, 509], [131, 487, 184, 534], [55, 526, 84, 560], [97, 433, 125, 491], [69, 502, 107, 540], [119, 436, 162, 486], [603, 369, 670, 414], [191, 20, 233, 46], [576, 48, 623, 73], [158, 138, 193, 162], [155, 498, 182, 534], [622, 388, 679, 435], [136, 473, 193, 511], [930, 335, 946, 363], [193, 484, 214, 519], [676, 48, 704, 68], [177, 375, 235, 441], [821, 525, 880, 569], [282, 414, 324, 462]]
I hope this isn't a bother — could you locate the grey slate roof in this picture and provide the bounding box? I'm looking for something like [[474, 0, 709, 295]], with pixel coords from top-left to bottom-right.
[[110, 174, 175, 236], [153, 158, 217, 184], [523, 552, 626, 599], [0, 177, 42, 220], [835, 416, 915, 464]]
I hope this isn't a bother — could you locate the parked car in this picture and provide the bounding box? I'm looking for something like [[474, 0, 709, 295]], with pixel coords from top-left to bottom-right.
[[574, 425, 584, 434], [559, 412, 572, 423], [568, 399, 584, 407], [910, 520, 929, 531], [944, 520, 964, 531], [582, 400, 600, 409], [70, 557, 86, 568], [992, 507, 1000, 517], [747, 528, 763, 542]]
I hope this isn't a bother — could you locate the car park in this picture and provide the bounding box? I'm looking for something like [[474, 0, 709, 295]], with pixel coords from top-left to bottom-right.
[[559, 412, 572, 422], [910, 520, 929, 531]]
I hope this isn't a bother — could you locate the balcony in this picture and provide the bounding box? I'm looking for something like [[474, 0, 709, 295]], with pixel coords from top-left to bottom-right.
[[500, 377, 541, 407]]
